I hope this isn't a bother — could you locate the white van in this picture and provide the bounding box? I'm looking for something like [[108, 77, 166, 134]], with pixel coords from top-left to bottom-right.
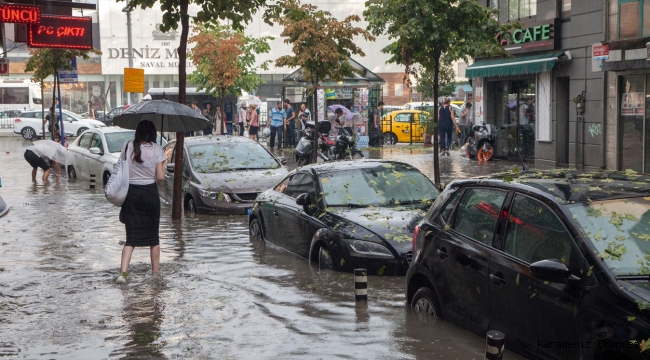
[[0, 79, 43, 111]]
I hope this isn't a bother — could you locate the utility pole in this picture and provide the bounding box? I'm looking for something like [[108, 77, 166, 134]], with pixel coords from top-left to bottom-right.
[[123, 1, 133, 105]]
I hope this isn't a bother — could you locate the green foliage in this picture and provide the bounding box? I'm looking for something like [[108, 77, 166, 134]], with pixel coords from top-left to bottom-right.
[[121, 0, 266, 33], [24, 48, 101, 83], [268, 0, 375, 87], [416, 62, 456, 101], [188, 23, 273, 98]]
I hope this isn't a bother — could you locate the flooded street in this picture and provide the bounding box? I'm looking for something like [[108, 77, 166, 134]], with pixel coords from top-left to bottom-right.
[[0, 137, 523, 359]]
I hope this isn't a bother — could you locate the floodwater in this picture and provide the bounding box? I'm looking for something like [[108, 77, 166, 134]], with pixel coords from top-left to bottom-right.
[[0, 137, 522, 359]]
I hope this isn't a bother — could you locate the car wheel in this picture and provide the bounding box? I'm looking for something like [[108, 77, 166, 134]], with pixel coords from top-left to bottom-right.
[[67, 166, 76, 178], [21, 127, 35, 140], [249, 218, 265, 245], [77, 127, 88, 136], [318, 244, 333, 270], [383, 132, 398, 145], [411, 287, 442, 323], [477, 143, 494, 161], [103, 171, 111, 186], [349, 150, 364, 160], [185, 197, 197, 214]]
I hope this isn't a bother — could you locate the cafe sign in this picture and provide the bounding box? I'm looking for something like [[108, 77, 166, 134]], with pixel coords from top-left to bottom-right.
[[500, 19, 561, 54]]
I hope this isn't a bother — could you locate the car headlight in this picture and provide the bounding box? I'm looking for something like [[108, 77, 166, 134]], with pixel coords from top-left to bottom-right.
[[345, 239, 394, 258], [198, 189, 231, 202], [90, 124, 102, 128]]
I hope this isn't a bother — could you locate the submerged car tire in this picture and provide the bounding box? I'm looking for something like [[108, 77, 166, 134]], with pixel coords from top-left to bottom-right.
[[67, 166, 77, 178], [21, 127, 35, 140], [344, 150, 364, 160], [318, 244, 334, 270], [103, 171, 111, 186], [411, 287, 442, 323], [77, 127, 88, 136], [249, 218, 265, 245], [185, 197, 197, 214], [383, 132, 398, 145]]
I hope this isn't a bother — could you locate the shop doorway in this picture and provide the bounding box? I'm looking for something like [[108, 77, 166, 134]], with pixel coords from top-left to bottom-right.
[[556, 77, 570, 166], [493, 79, 536, 161], [619, 75, 648, 173]]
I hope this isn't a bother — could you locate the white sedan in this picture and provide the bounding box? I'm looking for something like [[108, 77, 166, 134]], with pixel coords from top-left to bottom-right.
[[66, 127, 166, 185], [14, 109, 105, 140]]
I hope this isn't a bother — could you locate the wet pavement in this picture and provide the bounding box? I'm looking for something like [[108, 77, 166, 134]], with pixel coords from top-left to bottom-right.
[[0, 137, 523, 359]]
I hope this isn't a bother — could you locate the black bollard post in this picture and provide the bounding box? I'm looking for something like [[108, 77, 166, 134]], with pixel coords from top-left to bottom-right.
[[90, 174, 96, 189], [354, 268, 367, 301], [485, 330, 505, 360]]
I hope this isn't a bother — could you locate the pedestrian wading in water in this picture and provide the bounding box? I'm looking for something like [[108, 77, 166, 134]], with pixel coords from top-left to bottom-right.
[[115, 120, 166, 283]]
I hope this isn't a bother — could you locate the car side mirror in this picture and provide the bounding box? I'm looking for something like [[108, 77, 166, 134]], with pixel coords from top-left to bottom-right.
[[295, 193, 310, 206], [166, 163, 175, 173], [89, 147, 102, 155], [277, 156, 287, 165], [530, 259, 571, 282]]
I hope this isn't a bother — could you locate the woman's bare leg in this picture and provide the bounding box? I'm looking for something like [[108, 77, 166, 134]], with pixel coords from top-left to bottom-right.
[[150, 245, 160, 274], [120, 246, 135, 273]]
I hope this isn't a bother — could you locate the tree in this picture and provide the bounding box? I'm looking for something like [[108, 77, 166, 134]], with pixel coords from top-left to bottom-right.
[[416, 62, 457, 101], [122, 0, 267, 220], [25, 48, 101, 139], [188, 23, 272, 114], [269, 0, 375, 161], [364, 0, 518, 185]]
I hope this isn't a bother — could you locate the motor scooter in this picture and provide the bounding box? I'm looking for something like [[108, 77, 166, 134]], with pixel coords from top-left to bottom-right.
[[465, 123, 499, 161], [331, 119, 364, 160], [295, 120, 332, 166]]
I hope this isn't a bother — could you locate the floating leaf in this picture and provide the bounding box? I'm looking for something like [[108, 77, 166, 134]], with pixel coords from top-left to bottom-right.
[[377, 265, 385, 276]]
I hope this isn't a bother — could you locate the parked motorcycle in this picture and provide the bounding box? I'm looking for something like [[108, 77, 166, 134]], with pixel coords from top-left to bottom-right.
[[295, 120, 332, 166], [330, 120, 364, 161], [465, 123, 499, 161]]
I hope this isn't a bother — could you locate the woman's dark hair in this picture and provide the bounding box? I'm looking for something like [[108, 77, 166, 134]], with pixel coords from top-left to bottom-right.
[[466, 102, 472, 108], [133, 120, 157, 163]]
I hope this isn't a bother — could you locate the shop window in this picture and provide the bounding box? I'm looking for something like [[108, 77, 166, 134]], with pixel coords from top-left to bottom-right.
[[491, 0, 537, 22], [394, 84, 404, 97], [618, 0, 650, 38]]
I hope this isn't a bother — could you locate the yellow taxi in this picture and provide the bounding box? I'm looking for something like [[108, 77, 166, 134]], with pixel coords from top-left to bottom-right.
[[381, 106, 461, 144]]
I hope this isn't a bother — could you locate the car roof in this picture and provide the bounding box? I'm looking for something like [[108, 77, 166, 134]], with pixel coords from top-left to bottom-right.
[[91, 127, 135, 134], [385, 110, 425, 115], [453, 169, 650, 204], [183, 135, 259, 146], [301, 159, 421, 174]]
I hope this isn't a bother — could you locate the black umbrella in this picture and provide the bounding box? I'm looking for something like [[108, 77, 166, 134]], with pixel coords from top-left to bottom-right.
[[113, 100, 210, 139]]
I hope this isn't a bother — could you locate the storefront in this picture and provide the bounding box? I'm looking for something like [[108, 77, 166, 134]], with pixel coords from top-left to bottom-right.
[[281, 59, 384, 135], [466, 8, 607, 170]]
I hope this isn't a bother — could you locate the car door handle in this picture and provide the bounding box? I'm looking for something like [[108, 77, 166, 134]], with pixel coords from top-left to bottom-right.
[[436, 248, 448, 260], [490, 273, 506, 286]]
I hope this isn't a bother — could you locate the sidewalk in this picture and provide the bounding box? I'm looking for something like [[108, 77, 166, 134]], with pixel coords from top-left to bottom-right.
[[0, 128, 18, 137]]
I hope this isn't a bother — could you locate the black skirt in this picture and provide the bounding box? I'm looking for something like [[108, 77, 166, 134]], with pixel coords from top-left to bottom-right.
[[120, 183, 160, 247]]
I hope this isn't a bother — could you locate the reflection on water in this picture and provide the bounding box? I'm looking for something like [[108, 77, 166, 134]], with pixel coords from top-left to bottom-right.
[[0, 139, 522, 359]]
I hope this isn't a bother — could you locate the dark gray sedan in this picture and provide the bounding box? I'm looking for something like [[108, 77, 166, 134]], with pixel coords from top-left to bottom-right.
[[159, 136, 288, 215]]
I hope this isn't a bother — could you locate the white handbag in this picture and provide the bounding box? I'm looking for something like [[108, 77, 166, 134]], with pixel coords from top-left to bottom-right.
[[105, 142, 131, 207]]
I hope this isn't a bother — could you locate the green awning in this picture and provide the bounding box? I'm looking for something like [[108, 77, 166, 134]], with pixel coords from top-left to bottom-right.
[[465, 52, 565, 78]]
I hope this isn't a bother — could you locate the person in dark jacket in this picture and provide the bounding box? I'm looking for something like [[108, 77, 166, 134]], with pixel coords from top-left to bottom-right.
[[438, 98, 459, 156]]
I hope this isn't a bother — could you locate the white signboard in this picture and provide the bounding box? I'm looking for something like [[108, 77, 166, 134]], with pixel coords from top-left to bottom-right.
[[474, 77, 484, 125], [317, 89, 325, 121], [99, 2, 199, 75]]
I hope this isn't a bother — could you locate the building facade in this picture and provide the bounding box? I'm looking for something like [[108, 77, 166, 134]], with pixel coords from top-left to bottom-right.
[[467, 0, 606, 169], [599, 0, 650, 174]]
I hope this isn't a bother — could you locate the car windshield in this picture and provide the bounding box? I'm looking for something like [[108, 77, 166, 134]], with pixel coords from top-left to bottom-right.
[[104, 131, 165, 153], [189, 141, 280, 173], [319, 163, 438, 207], [568, 197, 650, 276]]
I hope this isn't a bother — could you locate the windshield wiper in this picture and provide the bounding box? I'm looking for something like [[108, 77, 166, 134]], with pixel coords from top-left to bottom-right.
[[343, 203, 369, 208]]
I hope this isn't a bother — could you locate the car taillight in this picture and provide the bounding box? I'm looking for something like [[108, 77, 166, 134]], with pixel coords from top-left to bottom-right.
[[412, 224, 420, 252], [14, 118, 21, 123]]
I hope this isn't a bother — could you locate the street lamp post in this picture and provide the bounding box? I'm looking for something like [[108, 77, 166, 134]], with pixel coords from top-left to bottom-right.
[[123, 1, 133, 105]]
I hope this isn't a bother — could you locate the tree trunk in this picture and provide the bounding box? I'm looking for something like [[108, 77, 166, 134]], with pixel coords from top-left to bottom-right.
[[172, 0, 189, 220], [51, 67, 56, 140], [311, 82, 318, 163], [433, 58, 440, 186], [41, 80, 45, 138]]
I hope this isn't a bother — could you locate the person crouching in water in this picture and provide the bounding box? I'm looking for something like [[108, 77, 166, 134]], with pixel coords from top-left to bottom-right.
[[24, 146, 51, 182], [115, 120, 166, 284]]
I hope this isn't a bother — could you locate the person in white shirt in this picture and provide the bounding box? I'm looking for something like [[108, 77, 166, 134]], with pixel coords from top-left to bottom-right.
[[115, 120, 166, 284], [238, 104, 247, 136]]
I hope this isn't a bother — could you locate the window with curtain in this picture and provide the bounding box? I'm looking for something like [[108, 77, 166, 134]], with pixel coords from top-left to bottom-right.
[[491, 0, 537, 21], [618, 0, 650, 38]]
